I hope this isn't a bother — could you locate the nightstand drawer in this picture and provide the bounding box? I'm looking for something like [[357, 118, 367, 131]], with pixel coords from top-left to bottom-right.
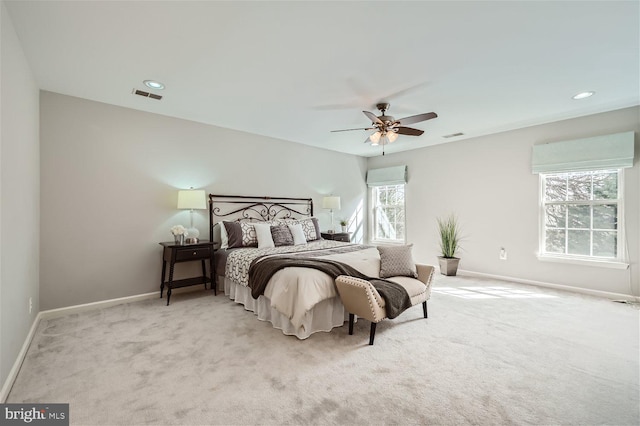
[[321, 232, 351, 242], [175, 247, 211, 261]]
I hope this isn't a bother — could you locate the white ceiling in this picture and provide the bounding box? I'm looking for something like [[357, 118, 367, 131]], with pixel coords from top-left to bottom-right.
[[5, 1, 639, 157]]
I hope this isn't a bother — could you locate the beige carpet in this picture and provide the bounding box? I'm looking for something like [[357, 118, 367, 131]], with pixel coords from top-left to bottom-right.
[[7, 274, 640, 425]]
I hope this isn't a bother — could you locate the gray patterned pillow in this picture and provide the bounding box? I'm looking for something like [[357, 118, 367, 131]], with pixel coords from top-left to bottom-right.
[[224, 221, 258, 248], [285, 218, 318, 241], [377, 244, 417, 278], [270, 225, 294, 246], [240, 222, 258, 246]]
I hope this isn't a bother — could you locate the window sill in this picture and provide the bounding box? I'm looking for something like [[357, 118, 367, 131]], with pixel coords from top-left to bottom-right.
[[537, 254, 629, 270], [370, 239, 405, 246]]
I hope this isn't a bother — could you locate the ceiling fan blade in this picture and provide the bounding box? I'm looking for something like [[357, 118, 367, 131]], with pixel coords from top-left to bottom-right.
[[396, 112, 438, 126], [363, 110, 383, 125], [330, 127, 372, 133], [396, 126, 425, 136], [376, 82, 429, 105]]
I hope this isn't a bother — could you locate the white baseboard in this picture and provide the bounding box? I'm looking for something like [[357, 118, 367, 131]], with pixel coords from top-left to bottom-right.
[[39, 286, 204, 319], [0, 286, 207, 402], [0, 312, 42, 403], [457, 269, 640, 302]]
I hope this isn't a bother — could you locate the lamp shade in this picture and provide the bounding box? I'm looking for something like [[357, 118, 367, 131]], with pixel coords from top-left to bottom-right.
[[322, 196, 341, 210], [177, 189, 207, 210]]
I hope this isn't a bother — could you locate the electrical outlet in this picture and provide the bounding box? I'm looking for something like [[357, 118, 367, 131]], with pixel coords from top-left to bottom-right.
[[499, 248, 507, 260], [29, 297, 33, 314]]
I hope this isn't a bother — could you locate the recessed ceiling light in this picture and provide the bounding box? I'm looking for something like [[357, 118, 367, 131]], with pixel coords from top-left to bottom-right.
[[572, 91, 595, 100], [143, 80, 165, 90]]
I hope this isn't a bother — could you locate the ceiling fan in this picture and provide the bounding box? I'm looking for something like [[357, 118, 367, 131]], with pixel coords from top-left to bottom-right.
[[331, 103, 438, 151]]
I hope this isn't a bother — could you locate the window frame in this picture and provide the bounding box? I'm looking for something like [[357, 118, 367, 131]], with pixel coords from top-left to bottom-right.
[[369, 184, 406, 245], [537, 169, 628, 269]]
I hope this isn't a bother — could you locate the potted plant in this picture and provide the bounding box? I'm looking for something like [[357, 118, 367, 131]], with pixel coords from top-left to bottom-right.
[[339, 219, 348, 233], [437, 214, 461, 276]]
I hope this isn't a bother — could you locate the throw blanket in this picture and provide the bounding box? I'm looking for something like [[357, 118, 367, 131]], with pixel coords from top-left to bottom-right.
[[249, 256, 412, 319]]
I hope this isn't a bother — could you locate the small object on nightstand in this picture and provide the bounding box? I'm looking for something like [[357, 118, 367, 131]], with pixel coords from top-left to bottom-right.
[[159, 240, 215, 305], [321, 232, 351, 242]]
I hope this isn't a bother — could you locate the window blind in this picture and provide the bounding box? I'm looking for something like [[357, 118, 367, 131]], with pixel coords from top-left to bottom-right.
[[531, 131, 635, 174], [366, 165, 407, 187]]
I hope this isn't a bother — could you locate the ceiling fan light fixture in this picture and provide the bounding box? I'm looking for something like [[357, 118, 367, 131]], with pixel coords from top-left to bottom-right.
[[387, 131, 398, 143], [370, 131, 381, 145]]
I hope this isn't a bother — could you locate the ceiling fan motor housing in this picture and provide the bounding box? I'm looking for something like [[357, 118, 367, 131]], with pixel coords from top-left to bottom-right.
[[375, 103, 395, 125], [377, 115, 395, 124]]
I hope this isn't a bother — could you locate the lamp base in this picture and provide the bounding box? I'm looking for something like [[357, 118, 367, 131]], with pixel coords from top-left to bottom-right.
[[185, 237, 199, 244], [186, 226, 200, 242]]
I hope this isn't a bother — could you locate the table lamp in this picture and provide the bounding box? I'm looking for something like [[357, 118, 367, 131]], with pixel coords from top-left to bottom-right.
[[322, 196, 341, 233], [177, 187, 207, 243]]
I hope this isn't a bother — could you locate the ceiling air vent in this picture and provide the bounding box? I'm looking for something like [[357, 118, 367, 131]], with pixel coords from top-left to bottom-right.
[[443, 132, 464, 138], [132, 88, 163, 100]]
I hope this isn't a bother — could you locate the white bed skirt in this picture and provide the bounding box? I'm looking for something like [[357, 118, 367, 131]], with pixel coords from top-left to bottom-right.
[[222, 276, 347, 339]]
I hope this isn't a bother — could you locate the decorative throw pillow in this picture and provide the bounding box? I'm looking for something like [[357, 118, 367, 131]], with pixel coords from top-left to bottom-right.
[[217, 221, 229, 249], [291, 218, 318, 241], [288, 223, 307, 245], [240, 222, 258, 246], [224, 221, 258, 248], [223, 221, 243, 248], [377, 244, 417, 278], [309, 217, 321, 241], [253, 223, 275, 248], [271, 224, 294, 246]]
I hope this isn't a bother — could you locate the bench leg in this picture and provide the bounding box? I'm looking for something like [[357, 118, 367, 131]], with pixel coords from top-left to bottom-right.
[[348, 313, 354, 335], [423, 301, 428, 318], [369, 322, 377, 345]]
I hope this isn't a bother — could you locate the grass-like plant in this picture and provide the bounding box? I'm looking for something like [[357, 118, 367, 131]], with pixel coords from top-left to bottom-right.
[[437, 214, 460, 258]]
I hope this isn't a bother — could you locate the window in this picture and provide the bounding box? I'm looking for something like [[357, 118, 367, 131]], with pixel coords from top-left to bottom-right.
[[371, 184, 405, 243], [540, 169, 625, 264]]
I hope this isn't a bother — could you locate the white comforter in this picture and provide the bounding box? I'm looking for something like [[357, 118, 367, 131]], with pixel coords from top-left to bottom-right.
[[225, 241, 380, 329]]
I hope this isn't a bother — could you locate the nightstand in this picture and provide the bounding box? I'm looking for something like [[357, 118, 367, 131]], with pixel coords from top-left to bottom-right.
[[159, 241, 215, 305], [321, 232, 351, 242]]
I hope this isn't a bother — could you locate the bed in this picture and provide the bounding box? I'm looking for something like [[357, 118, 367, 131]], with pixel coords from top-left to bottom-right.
[[209, 194, 380, 339]]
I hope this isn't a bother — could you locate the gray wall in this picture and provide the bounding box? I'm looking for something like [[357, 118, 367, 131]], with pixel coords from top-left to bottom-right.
[[39, 91, 367, 310], [368, 107, 639, 297], [0, 2, 40, 393]]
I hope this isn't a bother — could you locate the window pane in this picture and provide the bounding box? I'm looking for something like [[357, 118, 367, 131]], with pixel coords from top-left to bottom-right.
[[545, 176, 566, 201], [545, 229, 565, 253], [593, 172, 617, 200], [567, 205, 590, 229], [593, 204, 617, 229], [372, 184, 405, 242], [384, 207, 396, 223], [378, 188, 387, 204], [545, 205, 566, 228], [567, 230, 590, 255], [593, 231, 617, 257], [567, 174, 591, 201]]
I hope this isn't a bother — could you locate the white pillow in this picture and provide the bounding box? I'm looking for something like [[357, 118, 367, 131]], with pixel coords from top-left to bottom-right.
[[254, 223, 275, 248], [288, 223, 307, 245], [218, 222, 229, 249]]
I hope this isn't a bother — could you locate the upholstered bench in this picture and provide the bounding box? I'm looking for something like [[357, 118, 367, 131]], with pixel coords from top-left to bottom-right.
[[335, 263, 435, 345]]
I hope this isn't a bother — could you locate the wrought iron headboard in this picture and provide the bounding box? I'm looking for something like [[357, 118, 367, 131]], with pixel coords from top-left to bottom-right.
[[209, 194, 314, 242]]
